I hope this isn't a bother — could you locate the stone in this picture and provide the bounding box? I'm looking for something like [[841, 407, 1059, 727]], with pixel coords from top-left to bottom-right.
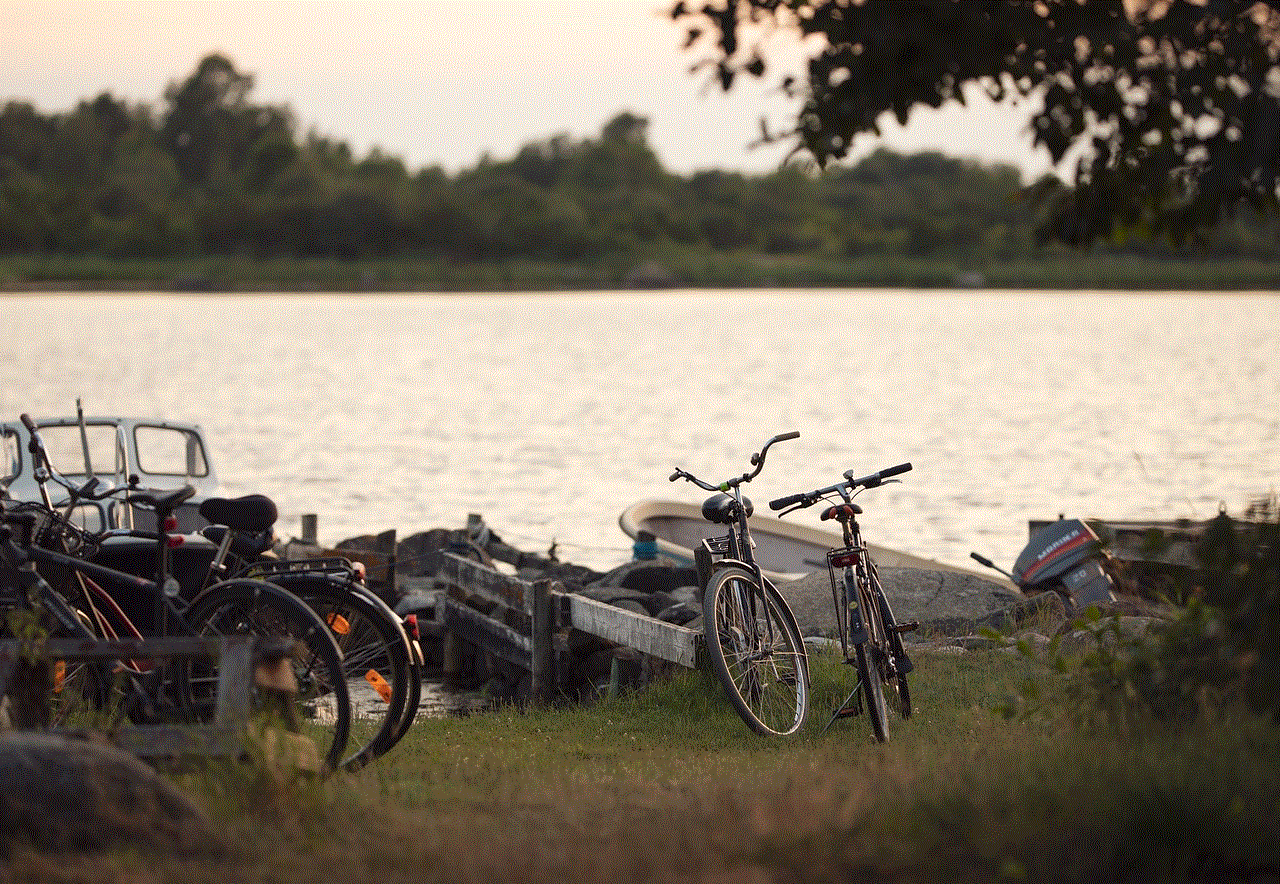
[[771, 566, 1023, 639], [0, 732, 217, 857]]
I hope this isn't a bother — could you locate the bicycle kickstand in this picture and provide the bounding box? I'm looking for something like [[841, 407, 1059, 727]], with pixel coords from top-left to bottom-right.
[[820, 673, 864, 736]]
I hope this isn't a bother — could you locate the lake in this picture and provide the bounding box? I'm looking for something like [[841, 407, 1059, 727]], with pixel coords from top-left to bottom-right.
[[3, 289, 1276, 577]]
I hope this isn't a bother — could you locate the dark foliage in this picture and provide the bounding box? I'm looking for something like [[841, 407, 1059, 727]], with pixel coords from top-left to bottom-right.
[[2, 52, 1277, 263], [671, 0, 1280, 246]]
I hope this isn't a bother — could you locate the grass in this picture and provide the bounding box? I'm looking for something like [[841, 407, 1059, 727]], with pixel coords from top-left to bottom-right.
[[3, 251, 1279, 292], [3, 648, 1278, 883]]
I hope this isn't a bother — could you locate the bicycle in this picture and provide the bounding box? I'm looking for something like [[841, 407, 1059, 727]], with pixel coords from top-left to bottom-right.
[[769, 462, 917, 741], [197, 494, 421, 770], [669, 431, 809, 736], [14, 411, 418, 770], [1, 415, 354, 773]]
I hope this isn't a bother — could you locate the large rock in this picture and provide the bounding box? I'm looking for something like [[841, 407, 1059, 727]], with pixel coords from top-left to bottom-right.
[[773, 566, 1023, 639], [0, 732, 217, 856]]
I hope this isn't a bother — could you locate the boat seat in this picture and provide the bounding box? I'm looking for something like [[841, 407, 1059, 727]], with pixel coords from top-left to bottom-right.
[[820, 503, 862, 522], [702, 492, 752, 524]]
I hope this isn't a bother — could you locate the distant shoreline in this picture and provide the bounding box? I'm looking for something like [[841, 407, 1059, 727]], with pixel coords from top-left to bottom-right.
[[3, 253, 1278, 294]]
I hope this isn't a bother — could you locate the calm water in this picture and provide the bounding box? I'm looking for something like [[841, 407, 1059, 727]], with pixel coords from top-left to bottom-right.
[[3, 290, 1276, 576]]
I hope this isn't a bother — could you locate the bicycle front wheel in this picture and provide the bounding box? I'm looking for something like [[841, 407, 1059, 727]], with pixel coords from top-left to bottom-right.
[[182, 579, 352, 775], [702, 566, 808, 736]]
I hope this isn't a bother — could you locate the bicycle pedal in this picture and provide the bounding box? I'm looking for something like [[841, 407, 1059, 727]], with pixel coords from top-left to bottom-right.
[[831, 705, 860, 719], [894, 621, 919, 634]]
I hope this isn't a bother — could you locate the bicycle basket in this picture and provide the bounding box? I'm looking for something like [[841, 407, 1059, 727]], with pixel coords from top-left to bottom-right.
[[695, 535, 732, 589]]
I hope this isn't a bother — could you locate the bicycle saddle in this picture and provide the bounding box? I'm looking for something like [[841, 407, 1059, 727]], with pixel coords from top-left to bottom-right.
[[199, 493, 279, 533], [820, 503, 862, 522], [702, 492, 753, 524]]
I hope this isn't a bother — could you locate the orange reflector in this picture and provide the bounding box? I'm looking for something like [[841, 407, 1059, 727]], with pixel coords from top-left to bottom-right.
[[326, 612, 351, 635], [163, 515, 178, 531], [53, 660, 65, 692], [830, 551, 859, 568], [365, 669, 392, 703]]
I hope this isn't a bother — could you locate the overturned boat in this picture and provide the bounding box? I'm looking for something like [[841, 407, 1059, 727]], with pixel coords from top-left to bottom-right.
[[619, 499, 959, 582]]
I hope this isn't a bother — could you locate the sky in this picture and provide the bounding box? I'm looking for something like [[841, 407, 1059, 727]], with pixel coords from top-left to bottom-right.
[[5, 0, 1056, 180]]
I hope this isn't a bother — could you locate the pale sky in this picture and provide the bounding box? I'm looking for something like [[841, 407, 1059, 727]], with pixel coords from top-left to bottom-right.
[[5, 0, 1055, 179]]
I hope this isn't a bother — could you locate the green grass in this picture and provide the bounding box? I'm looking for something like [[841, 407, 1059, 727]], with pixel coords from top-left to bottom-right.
[[2, 251, 1278, 292], [6, 647, 1276, 883]]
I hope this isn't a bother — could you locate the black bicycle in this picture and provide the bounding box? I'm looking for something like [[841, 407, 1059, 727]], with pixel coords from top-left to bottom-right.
[[1, 415, 353, 773], [770, 462, 916, 741], [669, 432, 809, 736], [14, 411, 418, 771], [196, 495, 421, 770]]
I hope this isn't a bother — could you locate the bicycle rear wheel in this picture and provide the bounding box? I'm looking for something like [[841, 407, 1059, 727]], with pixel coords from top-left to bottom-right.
[[875, 595, 912, 719], [268, 573, 414, 770], [182, 579, 351, 775], [702, 565, 808, 736]]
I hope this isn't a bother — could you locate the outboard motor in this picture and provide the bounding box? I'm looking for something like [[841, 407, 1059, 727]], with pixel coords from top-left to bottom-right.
[[972, 518, 1117, 611]]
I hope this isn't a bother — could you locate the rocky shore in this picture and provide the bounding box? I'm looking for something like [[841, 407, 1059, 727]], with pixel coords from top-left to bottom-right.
[[320, 518, 1176, 699]]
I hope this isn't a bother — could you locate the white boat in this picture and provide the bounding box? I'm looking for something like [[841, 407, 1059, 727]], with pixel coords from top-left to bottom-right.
[[619, 499, 959, 582]]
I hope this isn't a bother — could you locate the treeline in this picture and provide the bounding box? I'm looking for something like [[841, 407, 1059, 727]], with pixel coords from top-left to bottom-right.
[[2, 54, 1277, 265]]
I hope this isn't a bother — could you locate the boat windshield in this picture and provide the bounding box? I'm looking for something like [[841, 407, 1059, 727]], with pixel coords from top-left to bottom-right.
[[35, 423, 124, 478], [133, 424, 209, 478]]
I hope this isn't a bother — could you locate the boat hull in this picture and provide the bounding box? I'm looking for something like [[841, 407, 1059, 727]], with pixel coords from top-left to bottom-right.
[[619, 499, 950, 582]]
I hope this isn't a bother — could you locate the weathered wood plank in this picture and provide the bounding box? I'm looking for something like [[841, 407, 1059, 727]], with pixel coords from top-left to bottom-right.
[[0, 635, 256, 758], [439, 552, 532, 613], [442, 596, 532, 669], [561, 593, 700, 668]]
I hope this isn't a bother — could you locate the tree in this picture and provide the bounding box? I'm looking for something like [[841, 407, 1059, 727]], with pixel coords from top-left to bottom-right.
[[160, 54, 294, 188], [671, 0, 1280, 245]]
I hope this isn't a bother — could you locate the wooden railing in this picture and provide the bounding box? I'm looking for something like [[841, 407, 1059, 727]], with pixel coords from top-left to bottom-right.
[[436, 552, 701, 703], [0, 635, 279, 757]]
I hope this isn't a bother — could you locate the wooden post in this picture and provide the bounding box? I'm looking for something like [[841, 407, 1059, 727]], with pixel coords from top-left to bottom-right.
[[300, 514, 317, 545], [530, 579, 554, 705]]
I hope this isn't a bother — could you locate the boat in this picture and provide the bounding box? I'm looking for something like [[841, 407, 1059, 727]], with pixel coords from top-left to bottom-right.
[[619, 499, 964, 582], [2, 413, 219, 533]]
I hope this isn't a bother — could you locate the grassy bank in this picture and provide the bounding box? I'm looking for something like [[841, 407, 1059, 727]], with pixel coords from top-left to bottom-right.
[[6, 648, 1277, 883], [2, 252, 1278, 292]]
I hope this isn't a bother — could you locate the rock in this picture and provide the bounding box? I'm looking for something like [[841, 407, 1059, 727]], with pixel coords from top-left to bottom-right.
[[588, 560, 698, 592], [0, 732, 217, 857], [655, 600, 700, 625], [772, 566, 1023, 639]]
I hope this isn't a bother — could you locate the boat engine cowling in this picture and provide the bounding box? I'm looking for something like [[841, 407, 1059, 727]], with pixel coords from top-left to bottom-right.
[[1014, 518, 1116, 607]]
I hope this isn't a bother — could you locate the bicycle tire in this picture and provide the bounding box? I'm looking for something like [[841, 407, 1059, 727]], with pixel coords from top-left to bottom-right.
[[388, 643, 423, 749], [853, 641, 888, 743], [702, 565, 808, 737], [268, 573, 414, 770], [181, 578, 352, 775], [853, 574, 890, 742]]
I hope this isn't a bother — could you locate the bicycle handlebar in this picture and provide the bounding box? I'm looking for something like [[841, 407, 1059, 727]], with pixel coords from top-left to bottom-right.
[[768, 461, 912, 511], [669, 431, 799, 492]]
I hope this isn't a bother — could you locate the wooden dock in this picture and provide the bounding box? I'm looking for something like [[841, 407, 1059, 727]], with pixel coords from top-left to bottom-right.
[[434, 552, 702, 703]]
